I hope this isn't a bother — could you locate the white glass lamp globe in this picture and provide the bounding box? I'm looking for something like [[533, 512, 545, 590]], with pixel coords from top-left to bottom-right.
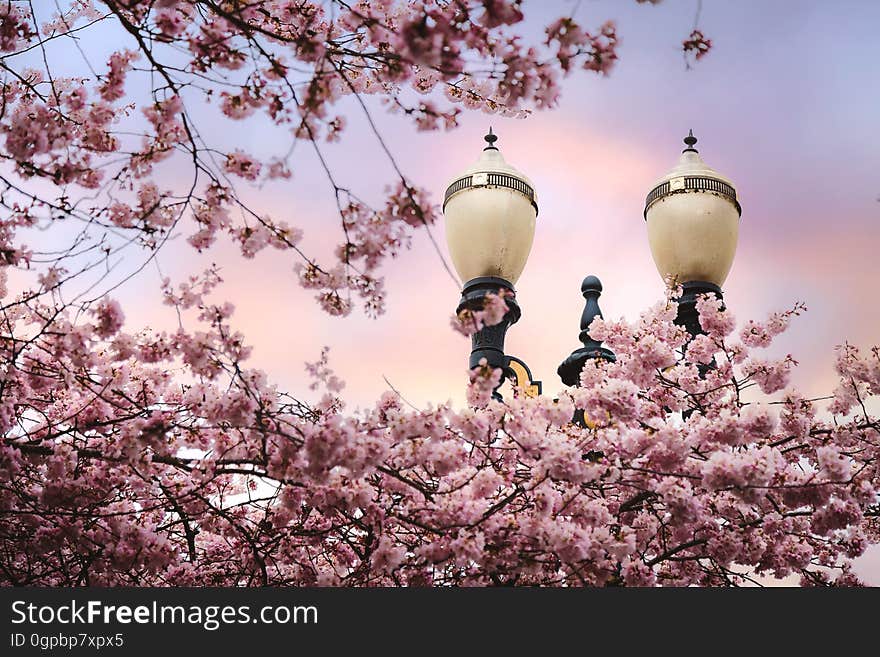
[[644, 131, 741, 288], [443, 130, 538, 286]]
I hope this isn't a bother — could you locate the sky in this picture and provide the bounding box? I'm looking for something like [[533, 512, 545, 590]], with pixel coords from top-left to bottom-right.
[[8, 0, 880, 583]]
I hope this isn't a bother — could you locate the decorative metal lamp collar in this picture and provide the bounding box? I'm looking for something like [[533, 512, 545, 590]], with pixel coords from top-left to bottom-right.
[[443, 130, 538, 215]]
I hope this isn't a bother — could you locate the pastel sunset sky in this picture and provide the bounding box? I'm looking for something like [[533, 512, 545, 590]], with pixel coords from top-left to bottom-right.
[[113, 0, 880, 407], [10, 0, 880, 583]]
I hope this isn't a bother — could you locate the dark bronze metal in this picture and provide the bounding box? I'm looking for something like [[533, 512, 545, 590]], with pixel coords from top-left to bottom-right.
[[457, 276, 520, 373], [645, 181, 670, 207], [483, 127, 498, 151], [456, 277, 541, 400], [675, 280, 723, 337], [683, 128, 698, 152], [558, 275, 616, 386]]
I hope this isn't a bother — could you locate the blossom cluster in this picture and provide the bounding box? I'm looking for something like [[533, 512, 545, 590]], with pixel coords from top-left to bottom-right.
[[0, 285, 876, 587], [450, 290, 511, 337], [5, 2, 851, 590]]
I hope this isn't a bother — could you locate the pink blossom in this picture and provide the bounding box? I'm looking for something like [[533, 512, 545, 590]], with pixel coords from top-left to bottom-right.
[[305, 347, 345, 394], [686, 333, 717, 364], [696, 294, 736, 338], [467, 359, 503, 408], [224, 150, 262, 180], [479, 0, 524, 28], [739, 404, 777, 439], [325, 116, 346, 142], [0, 3, 35, 52], [817, 446, 852, 482], [740, 303, 805, 348], [93, 298, 125, 338], [742, 356, 796, 394], [451, 290, 510, 337], [41, 1, 101, 36], [371, 535, 406, 573], [683, 29, 712, 63], [99, 51, 138, 102], [266, 159, 292, 179]]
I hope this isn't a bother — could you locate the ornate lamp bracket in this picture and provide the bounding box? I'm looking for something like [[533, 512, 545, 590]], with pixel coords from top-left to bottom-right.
[[505, 355, 542, 398]]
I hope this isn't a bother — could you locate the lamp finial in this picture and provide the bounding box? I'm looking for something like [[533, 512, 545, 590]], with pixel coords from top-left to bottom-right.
[[683, 129, 698, 153], [483, 127, 499, 151]]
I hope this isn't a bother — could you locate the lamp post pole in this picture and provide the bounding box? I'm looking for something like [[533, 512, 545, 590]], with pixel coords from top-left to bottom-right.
[[456, 276, 519, 372], [444, 130, 542, 396], [558, 276, 615, 387], [674, 281, 723, 337]]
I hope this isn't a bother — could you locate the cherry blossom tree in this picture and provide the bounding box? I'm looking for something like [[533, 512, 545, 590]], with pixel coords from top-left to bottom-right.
[[1, 1, 878, 587]]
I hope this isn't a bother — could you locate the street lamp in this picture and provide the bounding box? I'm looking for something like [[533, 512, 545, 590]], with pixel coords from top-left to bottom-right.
[[644, 130, 741, 335], [443, 129, 740, 395], [443, 129, 541, 395]]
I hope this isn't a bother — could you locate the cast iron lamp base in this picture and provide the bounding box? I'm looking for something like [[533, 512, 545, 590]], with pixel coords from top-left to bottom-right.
[[456, 276, 541, 398], [675, 280, 723, 337], [457, 276, 520, 371]]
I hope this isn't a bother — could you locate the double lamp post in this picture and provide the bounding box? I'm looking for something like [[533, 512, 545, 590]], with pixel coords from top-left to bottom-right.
[[443, 129, 742, 396]]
